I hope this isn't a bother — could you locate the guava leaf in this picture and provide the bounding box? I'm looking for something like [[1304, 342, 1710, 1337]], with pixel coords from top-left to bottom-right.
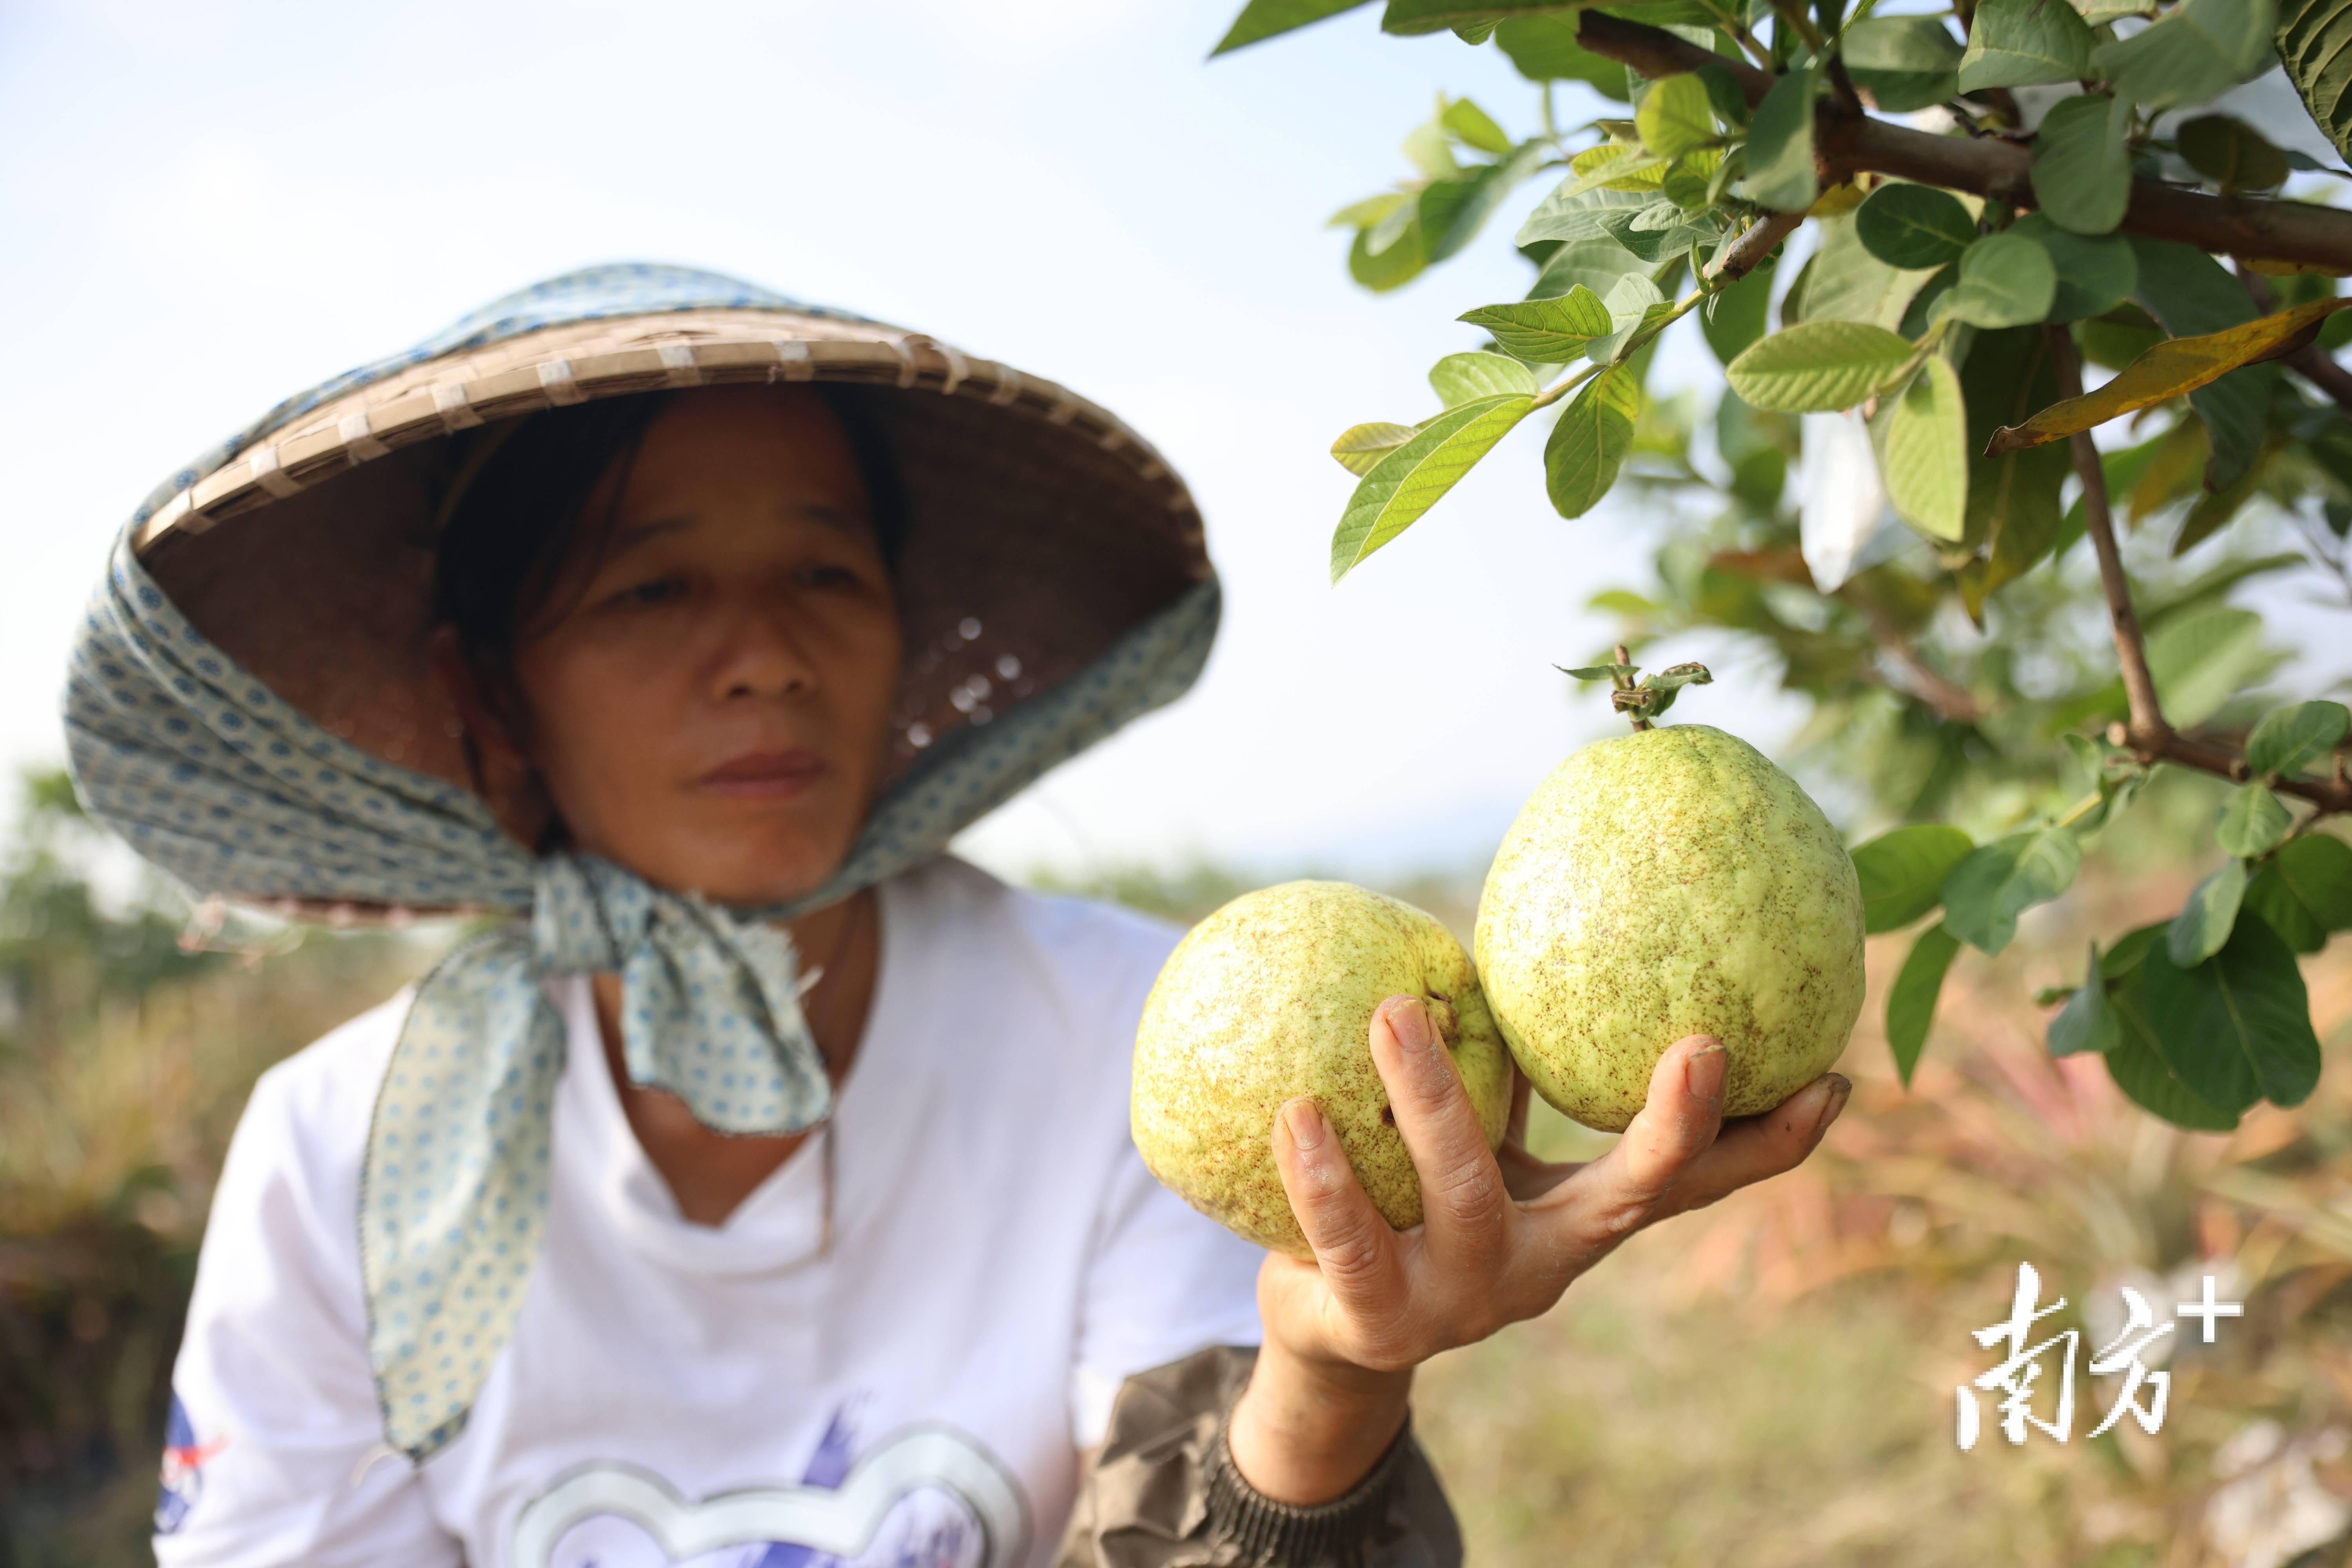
[[1958, 0, 2096, 89], [2047, 943, 2122, 1056], [2106, 975, 2242, 1130], [1495, 16, 1635, 98], [1545, 364, 1642, 518], [1443, 96, 1515, 155], [2277, 0, 2352, 162], [2244, 862, 2328, 951], [1744, 64, 1820, 212], [2276, 832, 2352, 930], [2167, 857, 2249, 965], [2094, 0, 2279, 109], [1430, 351, 1541, 406], [2007, 215, 2137, 321], [1330, 421, 1418, 476], [2215, 785, 2294, 858], [1851, 823, 1976, 932], [1871, 355, 1969, 542], [2029, 93, 2134, 237], [2176, 114, 2291, 191], [1887, 922, 1962, 1085], [2140, 908, 2321, 1111], [1935, 233, 2058, 330], [1636, 72, 1718, 159], [1700, 257, 1777, 367], [1460, 288, 1615, 362], [1210, 0, 1373, 53], [1942, 827, 2084, 955], [1726, 321, 1918, 412], [1855, 184, 1978, 271], [1331, 393, 1533, 581], [2245, 699, 2351, 777], [1986, 299, 2352, 454]]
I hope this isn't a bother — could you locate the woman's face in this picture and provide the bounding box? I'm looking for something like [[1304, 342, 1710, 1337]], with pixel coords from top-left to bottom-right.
[[505, 385, 904, 907]]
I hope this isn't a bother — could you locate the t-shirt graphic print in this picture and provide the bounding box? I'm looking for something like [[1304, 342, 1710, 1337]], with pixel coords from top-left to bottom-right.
[[517, 1405, 1026, 1568]]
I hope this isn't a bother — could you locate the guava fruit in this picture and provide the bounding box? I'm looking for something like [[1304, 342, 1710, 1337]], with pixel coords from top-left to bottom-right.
[[1474, 722, 1865, 1133], [1131, 880, 1514, 1258]]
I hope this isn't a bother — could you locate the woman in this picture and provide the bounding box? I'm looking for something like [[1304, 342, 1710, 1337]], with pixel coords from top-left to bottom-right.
[[67, 266, 1849, 1568]]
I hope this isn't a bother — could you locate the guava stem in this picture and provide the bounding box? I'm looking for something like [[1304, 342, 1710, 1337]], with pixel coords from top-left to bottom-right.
[[1616, 644, 1652, 731]]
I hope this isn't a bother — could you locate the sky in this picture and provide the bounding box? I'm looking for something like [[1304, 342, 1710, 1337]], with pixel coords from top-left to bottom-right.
[[0, 0, 2338, 887]]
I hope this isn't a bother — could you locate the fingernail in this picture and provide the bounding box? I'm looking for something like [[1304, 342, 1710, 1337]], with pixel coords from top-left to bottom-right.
[[1387, 995, 1435, 1054], [1684, 1038, 1727, 1104], [1283, 1098, 1328, 1152], [1814, 1074, 1853, 1134]]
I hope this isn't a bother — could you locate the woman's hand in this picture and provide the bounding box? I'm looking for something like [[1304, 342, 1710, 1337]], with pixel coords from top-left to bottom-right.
[[1224, 993, 1852, 1505]]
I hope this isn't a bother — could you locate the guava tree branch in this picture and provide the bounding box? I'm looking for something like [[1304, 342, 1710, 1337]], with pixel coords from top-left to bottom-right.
[[1708, 209, 1804, 283], [2047, 325, 2352, 817], [1575, 13, 2352, 271], [1843, 598, 1987, 726]]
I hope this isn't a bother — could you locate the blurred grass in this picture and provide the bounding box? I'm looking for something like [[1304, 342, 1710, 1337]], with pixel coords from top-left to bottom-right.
[[7, 777, 2352, 1565]]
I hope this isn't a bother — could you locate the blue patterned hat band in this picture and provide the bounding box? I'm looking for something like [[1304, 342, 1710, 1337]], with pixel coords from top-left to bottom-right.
[[62, 265, 1220, 1458]]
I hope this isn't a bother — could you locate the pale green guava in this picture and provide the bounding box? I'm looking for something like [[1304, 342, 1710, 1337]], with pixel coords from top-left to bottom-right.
[[1131, 880, 1514, 1258], [1474, 723, 1866, 1132]]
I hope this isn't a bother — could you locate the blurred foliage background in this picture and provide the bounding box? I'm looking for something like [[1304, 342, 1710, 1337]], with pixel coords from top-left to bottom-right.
[[6, 753, 2350, 1564]]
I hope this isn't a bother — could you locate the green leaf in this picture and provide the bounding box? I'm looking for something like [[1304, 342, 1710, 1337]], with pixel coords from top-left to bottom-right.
[[2167, 856, 2249, 965], [1855, 183, 1978, 270], [1495, 16, 1635, 98], [1744, 64, 1820, 212], [2048, 942, 2122, 1056], [1460, 287, 1615, 362], [1530, 236, 1657, 301], [1800, 210, 1944, 330], [2244, 862, 2328, 952], [1560, 661, 1640, 681], [1887, 923, 1962, 1086], [1700, 256, 1777, 366], [1331, 394, 1534, 581], [2276, 830, 2352, 929], [1330, 421, 1417, 475], [1935, 232, 2058, 329], [1851, 823, 1976, 932], [2147, 606, 2267, 727], [1960, 326, 2070, 601], [1872, 356, 1970, 541], [2129, 239, 2272, 492], [2029, 93, 2134, 237], [2278, 0, 2352, 162], [1844, 15, 1965, 111], [1725, 321, 1918, 412], [2007, 215, 2136, 321], [2107, 975, 2242, 1129], [1349, 222, 1428, 291], [1545, 364, 1642, 518], [1430, 351, 1541, 406], [1943, 826, 2084, 955], [2216, 784, 2294, 858], [1443, 96, 1515, 155], [2246, 700, 2352, 777], [2176, 114, 2291, 192], [1958, 0, 2096, 89], [1588, 270, 1668, 363], [1211, 0, 1374, 53], [2094, 0, 2280, 109], [2140, 906, 2322, 1110], [1421, 142, 1555, 263], [1636, 72, 1719, 158], [1519, 182, 1659, 247]]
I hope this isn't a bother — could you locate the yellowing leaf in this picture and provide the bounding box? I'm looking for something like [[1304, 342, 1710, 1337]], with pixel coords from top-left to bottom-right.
[[1986, 297, 2352, 455], [1569, 143, 1668, 194], [1330, 420, 1416, 475]]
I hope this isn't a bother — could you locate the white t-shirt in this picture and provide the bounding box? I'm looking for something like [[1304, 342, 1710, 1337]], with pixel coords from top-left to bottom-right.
[[154, 855, 1266, 1568]]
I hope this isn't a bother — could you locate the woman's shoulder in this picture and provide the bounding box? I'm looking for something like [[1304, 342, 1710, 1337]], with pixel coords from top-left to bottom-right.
[[237, 984, 418, 1167]]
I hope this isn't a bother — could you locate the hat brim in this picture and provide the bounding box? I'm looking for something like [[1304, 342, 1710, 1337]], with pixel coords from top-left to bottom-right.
[[133, 301, 1213, 809]]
